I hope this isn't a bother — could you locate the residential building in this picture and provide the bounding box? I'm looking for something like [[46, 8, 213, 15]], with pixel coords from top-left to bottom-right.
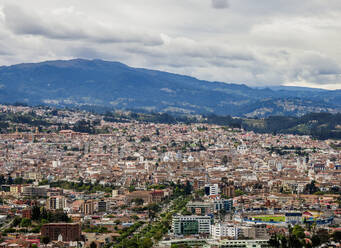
[[186, 201, 213, 216], [47, 196, 66, 210], [205, 184, 219, 196], [211, 223, 241, 239]]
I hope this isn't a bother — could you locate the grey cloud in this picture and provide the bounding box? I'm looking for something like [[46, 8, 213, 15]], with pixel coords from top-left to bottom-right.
[[0, 49, 12, 56], [66, 45, 129, 63], [3, 5, 88, 40], [68, 47, 105, 61], [290, 53, 341, 84], [2, 4, 163, 46], [3, 5, 49, 36], [211, 0, 229, 9], [123, 37, 255, 67]]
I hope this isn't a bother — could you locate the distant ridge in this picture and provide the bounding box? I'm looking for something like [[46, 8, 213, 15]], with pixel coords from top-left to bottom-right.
[[256, 85, 328, 92], [0, 59, 340, 117]]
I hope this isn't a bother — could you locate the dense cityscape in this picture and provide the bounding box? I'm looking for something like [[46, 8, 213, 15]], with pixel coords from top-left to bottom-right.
[[0, 105, 339, 247], [1, 0, 341, 247]]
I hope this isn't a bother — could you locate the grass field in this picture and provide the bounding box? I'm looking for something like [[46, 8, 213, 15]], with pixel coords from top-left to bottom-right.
[[251, 215, 285, 222]]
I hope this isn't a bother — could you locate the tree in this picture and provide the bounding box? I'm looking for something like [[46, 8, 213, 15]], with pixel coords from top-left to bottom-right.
[[20, 218, 31, 227], [131, 215, 139, 221], [288, 234, 302, 248], [41, 236, 50, 245], [139, 238, 153, 248], [13, 177, 24, 184], [32, 206, 41, 220], [40, 207, 48, 220], [128, 185, 136, 192], [0, 175, 5, 185], [171, 244, 190, 248], [269, 234, 280, 247], [153, 230, 163, 241], [315, 229, 329, 245], [219, 209, 227, 221], [292, 225, 305, 239], [181, 209, 191, 215], [52, 209, 70, 222], [119, 236, 138, 248], [132, 198, 144, 206], [280, 235, 288, 248], [332, 231, 341, 242], [222, 155, 228, 165], [304, 181, 319, 194], [102, 145, 107, 153], [7, 176, 13, 185], [147, 203, 161, 213], [141, 136, 151, 142], [184, 181, 192, 195], [73, 120, 94, 134], [11, 216, 21, 227], [311, 235, 321, 247], [235, 189, 245, 197], [330, 186, 340, 194]]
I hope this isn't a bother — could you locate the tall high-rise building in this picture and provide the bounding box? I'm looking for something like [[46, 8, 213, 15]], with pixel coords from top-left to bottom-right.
[[81, 200, 95, 215]]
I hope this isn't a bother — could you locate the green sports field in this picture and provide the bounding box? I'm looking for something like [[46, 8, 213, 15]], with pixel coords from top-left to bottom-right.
[[251, 215, 285, 222]]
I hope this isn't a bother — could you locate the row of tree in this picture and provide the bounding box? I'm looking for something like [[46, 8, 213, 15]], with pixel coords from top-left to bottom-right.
[[0, 175, 33, 185], [31, 206, 70, 223]]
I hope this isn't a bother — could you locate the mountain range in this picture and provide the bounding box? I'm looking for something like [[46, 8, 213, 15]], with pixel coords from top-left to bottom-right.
[[0, 59, 340, 117]]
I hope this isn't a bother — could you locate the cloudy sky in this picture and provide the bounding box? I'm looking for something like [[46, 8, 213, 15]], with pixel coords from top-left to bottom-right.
[[0, 0, 341, 89]]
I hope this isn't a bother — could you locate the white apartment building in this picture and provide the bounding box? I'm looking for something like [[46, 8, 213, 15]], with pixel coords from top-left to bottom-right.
[[211, 223, 241, 239], [205, 184, 219, 196]]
